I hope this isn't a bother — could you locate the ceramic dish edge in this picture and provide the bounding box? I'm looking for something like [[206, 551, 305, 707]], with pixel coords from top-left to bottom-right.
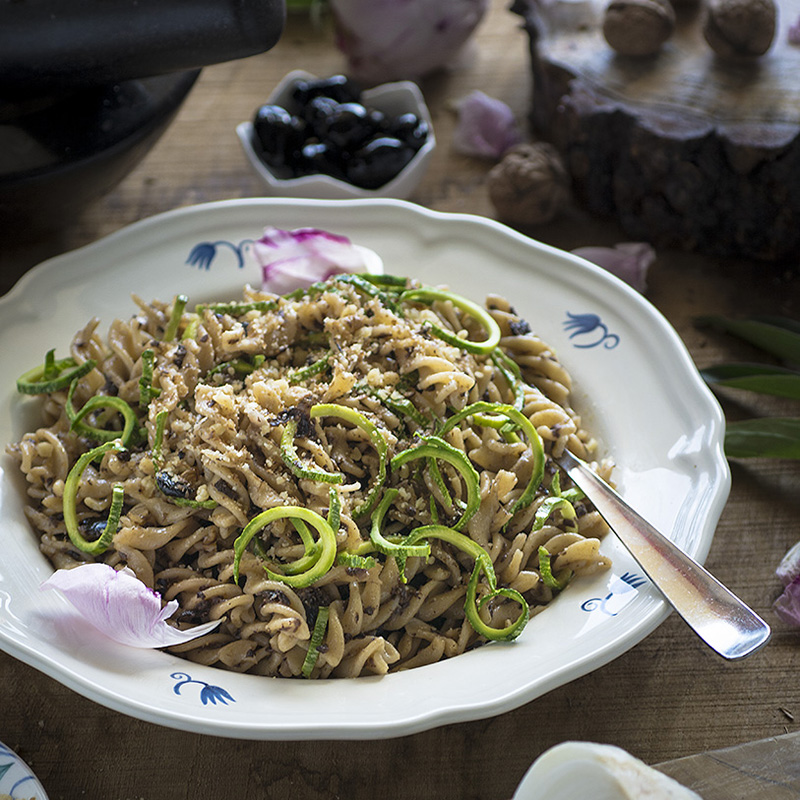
[[0, 198, 730, 740]]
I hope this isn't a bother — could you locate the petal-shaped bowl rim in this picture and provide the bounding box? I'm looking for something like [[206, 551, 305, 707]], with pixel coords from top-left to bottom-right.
[[237, 69, 436, 199]]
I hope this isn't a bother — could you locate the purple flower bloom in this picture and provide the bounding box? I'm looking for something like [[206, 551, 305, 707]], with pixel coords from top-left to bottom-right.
[[253, 227, 381, 294], [789, 15, 800, 45], [571, 242, 656, 294], [330, 0, 488, 84], [453, 91, 523, 160], [777, 540, 800, 586], [774, 574, 800, 626], [774, 541, 800, 627], [41, 564, 219, 648]]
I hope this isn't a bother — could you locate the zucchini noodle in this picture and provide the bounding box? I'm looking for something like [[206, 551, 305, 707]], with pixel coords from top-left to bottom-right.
[[7, 273, 613, 678]]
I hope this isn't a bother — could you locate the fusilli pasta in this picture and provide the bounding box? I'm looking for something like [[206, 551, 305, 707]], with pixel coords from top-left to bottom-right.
[[8, 274, 612, 678]]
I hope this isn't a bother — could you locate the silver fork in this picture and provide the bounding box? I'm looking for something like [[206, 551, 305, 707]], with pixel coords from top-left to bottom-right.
[[556, 449, 771, 660]]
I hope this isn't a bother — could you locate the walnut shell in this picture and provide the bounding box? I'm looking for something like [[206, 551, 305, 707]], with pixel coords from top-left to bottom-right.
[[487, 142, 570, 226], [703, 0, 777, 58], [602, 0, 676, 56]]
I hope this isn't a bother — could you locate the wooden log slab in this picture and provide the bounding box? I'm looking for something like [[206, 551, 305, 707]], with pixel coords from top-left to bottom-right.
[[512, 0, 800, 261]]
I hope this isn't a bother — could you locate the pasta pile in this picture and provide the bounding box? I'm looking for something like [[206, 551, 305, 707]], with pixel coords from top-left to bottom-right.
[[9, 274, 612, 678]]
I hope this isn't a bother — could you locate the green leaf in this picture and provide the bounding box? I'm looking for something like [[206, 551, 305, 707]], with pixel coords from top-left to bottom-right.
[[700, 363, 800, 399], [724, 418, 800, 459], [752, 315, 800, 335], [696, 316, 800, 364]]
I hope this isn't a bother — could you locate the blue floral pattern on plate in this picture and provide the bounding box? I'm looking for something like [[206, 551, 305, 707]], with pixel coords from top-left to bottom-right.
[[0, 741, 48, 799], [171, 671, 236, 706], [581, 572, 647, 617], [186, 238, 254, 270], [563, 312, 620, 349]]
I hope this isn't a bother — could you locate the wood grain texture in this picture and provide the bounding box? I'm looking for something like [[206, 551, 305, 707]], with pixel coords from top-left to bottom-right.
[[657, 730, 800, 798], [513, 0, 800, 260], [1, 4, 800, 799]]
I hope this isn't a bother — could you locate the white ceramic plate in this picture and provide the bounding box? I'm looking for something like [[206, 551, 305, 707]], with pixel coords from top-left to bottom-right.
[[0, 741, 49, 799], [0, 198, 729, 740]]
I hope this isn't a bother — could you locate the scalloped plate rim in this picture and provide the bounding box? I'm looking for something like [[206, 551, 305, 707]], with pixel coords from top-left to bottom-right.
[[0, 197, 729, 740]]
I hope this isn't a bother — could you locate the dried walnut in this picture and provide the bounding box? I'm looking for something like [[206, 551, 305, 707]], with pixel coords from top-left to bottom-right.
[[487, 142, 569, 226], [602, 0, 676, 56], [703, 0, 777, 58]]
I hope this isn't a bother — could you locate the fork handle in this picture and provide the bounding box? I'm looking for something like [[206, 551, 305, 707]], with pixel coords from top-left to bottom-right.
[[557, 450, 770, 660]]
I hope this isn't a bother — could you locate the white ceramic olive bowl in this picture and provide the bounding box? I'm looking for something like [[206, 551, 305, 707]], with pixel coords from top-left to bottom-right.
[[237, 69, 436, 200]]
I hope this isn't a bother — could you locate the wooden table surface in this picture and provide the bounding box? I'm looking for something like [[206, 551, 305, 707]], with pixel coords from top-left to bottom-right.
[[2, 4, 800, 799]]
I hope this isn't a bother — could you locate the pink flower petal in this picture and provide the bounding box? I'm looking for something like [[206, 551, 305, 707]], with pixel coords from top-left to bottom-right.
[[774, 573, 800, 627], [330, 0, 488, 84], [789, 15, 800, 45], [777, 540, 800, 586], [253, 227, 380, 294], [453, 90, 523, 160], [41, 564, 219, 648], [571, 242, 655, 293]]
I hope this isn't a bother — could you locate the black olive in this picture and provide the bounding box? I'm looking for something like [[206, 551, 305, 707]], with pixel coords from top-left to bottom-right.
[[300, 95, 340, 133], [276, 404, 316, 438], [82, 518, 108, 542], [387, 112, 429, 152], [156, 470, 193, 499], [252, 103, 305, 175], [346, 136, 415, 190], [366, 108, 387, 132], [298, 140, 348, 181], [317, 102, 374, 151], [509, 319, 532, 336], [295, 586, 330, 627], [213, 478, 240, 500], [290, 74, 362, 108], [176, 605, 211, 624]]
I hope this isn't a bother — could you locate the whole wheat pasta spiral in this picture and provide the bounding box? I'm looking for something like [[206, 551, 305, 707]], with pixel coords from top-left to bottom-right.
[[8, 273, 612, 678]]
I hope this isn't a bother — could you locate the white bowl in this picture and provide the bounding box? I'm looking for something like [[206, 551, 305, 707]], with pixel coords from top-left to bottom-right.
[[237, 69, 436, 200], [0, 198, 729, 740], [512, 741, 701, 800]]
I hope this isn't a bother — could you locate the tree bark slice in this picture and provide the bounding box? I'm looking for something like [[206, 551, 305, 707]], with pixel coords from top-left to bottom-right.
[[512, 0, 800, 261]]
